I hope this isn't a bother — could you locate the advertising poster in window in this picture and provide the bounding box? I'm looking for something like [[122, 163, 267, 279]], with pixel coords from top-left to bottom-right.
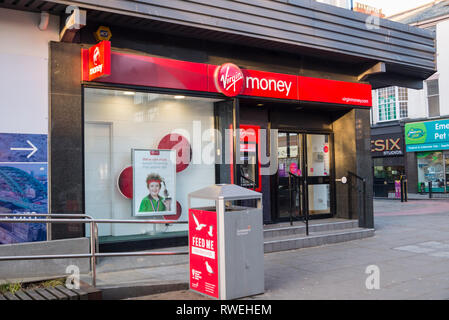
[[132, 149, 176, 217]]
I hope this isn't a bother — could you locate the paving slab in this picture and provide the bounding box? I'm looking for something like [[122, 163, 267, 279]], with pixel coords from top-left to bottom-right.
[[68, 199, 449, 300]]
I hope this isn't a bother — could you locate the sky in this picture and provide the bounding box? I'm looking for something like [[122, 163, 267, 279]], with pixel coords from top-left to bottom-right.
[[356, 0, 436, 16]]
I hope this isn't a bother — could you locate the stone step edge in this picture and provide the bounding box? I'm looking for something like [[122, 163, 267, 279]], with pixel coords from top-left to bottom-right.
[[264, 228, 375, 244], [264, 228, 375, 253], [264, 220, 359, 236], [264, 227, 368, 243]]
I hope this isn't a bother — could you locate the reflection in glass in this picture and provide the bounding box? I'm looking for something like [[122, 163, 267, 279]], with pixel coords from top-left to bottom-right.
[[306, 135, 330, 177], [308, 184, 330, 215], [417, 152, 444, 192], [277, 133, 303, 218]]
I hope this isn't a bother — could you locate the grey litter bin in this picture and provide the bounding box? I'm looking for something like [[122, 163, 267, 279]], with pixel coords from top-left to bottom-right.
[[188, 184, 264, 300]]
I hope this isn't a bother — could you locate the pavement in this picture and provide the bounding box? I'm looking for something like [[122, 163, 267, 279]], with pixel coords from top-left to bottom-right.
[[84, 199, 449, 300], [381, 192, 449, 200]]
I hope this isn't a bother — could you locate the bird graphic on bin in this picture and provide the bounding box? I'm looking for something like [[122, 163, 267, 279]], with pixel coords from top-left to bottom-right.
[[208, 226, 213, 237], [205, 261, 214, 274], [192, 213, 207, 231]]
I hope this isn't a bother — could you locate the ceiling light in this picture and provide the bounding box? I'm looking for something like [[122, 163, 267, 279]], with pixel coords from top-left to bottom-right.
[[257, 103, 264, 107], [174, 95, 185, 99], [123, 91, 135, 95]]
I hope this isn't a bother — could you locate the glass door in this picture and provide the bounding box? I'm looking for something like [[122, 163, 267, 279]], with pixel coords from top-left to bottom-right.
[[275, 132, 333, 220], [305, 134, 332, 216], [277, 132, 303, 219]]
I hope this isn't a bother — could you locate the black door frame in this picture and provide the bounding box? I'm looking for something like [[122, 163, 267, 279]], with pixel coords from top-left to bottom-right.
[[272, 129, 336, 222]]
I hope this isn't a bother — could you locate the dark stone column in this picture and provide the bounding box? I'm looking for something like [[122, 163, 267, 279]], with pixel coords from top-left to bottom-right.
[[332, 108, 374, 228], [333, 110, 356, 220], [355, 109, 374, 228], [406, 152, 418, 193], [49, 41, 84, 240]]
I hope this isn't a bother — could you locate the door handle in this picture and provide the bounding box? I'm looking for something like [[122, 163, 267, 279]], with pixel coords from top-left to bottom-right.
[[336, 177, 348, 184]]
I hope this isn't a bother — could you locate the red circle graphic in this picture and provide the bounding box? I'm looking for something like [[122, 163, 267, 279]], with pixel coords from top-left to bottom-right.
[[158, 133, 192, 173], [117, 166, 133, 199], [163, 201, 182, 220]]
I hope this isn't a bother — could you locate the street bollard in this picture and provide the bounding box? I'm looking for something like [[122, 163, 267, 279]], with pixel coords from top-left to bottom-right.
[[404, 178, 408, 202], [400, 175, 408, 202]]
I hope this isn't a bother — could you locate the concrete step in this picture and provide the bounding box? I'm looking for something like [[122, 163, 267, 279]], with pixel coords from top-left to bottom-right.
[[264, 227, 375, 253], [95, 246, 189, 273], [264, 220, 359, 239]]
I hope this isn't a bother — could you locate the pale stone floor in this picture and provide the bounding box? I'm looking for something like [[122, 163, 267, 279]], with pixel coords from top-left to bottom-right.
[[126, 199, 449, 300]]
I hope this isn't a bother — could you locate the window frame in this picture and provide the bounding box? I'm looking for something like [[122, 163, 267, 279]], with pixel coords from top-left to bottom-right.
[[376, 86, 408, 123], [376, 86, 409, 123], [426, 79, 440, 118]]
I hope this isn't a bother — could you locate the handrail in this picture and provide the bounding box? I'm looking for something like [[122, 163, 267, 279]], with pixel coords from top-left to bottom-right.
[[347, 171, 367, 228], [288, 172, 309, 235], [0, 215, 188, 287], [240, 167, 256, 189], [348, 171, 365, 182]]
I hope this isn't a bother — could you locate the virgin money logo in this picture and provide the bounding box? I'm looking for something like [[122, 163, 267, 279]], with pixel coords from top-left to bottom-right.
[[214, 63, 244, 97], [88, 40, 111, 81], [93, 47, 100, 66]]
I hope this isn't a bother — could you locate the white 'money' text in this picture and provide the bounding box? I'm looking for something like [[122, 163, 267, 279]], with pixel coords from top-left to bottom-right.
[[246, 77, 292, 96]]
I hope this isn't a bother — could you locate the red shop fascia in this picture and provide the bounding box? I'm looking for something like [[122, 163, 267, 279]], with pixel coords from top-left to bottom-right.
[[81, 41, 373, 190], [82, 41, 372, 105]]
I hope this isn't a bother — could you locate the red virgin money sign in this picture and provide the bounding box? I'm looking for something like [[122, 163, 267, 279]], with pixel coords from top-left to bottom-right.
[[88, 40, 111, 81], [81, 50, 372, 107], [189, 209, 219, 299]]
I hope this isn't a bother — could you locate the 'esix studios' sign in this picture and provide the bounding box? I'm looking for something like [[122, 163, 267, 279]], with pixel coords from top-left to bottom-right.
[[371, 133, 404, 157], [405, 119, 449, 152]]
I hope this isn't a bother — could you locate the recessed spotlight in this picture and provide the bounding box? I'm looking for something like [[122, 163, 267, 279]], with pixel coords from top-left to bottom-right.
[[257, 103, 264, 107], [174, 95, 185, 99], [123, 91, 135, 95]]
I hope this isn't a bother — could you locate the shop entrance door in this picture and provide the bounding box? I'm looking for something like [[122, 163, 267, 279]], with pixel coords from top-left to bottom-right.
[[276, 132, 333, 220]]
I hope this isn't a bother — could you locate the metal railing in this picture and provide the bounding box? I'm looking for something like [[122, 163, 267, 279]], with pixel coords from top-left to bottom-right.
[[0, 213, 188, 286], [288, 172, 309, 235], [347, 171, 367, 228]]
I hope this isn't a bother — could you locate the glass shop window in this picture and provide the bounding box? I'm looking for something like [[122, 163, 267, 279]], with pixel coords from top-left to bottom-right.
[[83, 88, 223, 241], [417, 152, 444, 192]]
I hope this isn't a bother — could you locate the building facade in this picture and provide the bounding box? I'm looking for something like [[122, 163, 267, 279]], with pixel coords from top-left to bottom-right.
[[0, 0, 435, 249], [371, 1, 449, 196], [0, 8, 59, 243]]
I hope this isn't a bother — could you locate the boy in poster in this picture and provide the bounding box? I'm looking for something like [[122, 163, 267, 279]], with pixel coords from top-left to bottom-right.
[[133, 149, 176, 217], [139, 173, 172, 212]]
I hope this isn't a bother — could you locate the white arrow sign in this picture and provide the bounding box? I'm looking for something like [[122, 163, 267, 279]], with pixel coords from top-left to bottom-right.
[[10, 140, 38, 159]]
